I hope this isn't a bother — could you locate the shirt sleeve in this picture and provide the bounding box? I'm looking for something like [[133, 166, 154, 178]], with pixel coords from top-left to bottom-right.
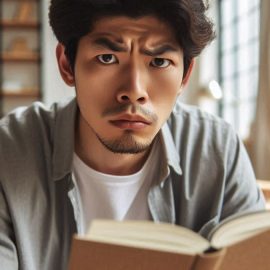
[[197, 123, 266, 238], [220, 130, 266, 220], [0, 183, 19, 269]]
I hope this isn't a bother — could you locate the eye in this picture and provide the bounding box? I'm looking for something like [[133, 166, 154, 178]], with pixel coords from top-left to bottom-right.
[[97, 54, 118, 64], [150, 58, 171, 68]]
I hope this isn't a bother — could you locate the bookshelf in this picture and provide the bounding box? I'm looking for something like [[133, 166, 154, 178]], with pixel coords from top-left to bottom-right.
[[0, 0, 42, 116], [0, 20, 39, 28]]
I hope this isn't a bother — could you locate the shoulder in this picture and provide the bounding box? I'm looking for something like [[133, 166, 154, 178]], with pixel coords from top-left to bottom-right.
[[0, 102, 49, 148], [171, 101, 231, 129], [0, 98, 76, 178], [0, 98, 75, 142], [166, 102, 245, 186], [0, 102, 52, 132], [168, 101, 237, 147]]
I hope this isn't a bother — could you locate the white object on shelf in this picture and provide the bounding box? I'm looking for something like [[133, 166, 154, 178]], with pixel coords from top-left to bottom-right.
[[2, 81, 23, 93]]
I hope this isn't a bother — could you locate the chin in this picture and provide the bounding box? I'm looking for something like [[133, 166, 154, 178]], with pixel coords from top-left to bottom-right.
[[97, 132, 154, 154]]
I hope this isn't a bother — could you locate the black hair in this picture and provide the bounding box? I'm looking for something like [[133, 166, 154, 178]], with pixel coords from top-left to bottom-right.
[[49, 0, 215, 77]]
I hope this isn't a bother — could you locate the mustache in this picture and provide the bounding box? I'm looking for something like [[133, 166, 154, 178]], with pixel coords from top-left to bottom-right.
[[102, 104, 158, 123]]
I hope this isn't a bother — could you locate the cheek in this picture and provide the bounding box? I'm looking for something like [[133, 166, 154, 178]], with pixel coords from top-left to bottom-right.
[[150, 71, 182, 102], [75, 62, 118, 103], [162, 68, 183, 89], [149, 71, 183, 121]]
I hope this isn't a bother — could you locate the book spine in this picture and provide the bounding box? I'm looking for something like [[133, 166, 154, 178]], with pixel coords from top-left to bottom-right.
[[192, 249, 226, 270]]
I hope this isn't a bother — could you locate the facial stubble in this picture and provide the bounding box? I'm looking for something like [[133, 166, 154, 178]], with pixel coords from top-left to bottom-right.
[[98, 104, 158, 154], [95, 129, 153, 154], [79, 101, 158, 154]]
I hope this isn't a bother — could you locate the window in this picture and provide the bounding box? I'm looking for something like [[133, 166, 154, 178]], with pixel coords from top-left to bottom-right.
[[218, 0, 261, 138]]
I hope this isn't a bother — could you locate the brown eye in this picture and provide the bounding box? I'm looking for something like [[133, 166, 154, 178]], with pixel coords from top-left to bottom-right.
[[97, 54, 118, 64], [151, 58, 171, 68]]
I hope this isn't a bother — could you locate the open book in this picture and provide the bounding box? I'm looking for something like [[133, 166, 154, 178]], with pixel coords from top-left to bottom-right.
[[68, 210, 270, 270]]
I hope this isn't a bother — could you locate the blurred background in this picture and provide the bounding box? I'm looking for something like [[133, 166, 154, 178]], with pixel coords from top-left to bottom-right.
[[0, 0, 269, 180]]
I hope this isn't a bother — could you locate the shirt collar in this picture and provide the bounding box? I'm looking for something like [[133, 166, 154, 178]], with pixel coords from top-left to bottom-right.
[[160, 122, 182, 176], [52, 97, 77, 181]]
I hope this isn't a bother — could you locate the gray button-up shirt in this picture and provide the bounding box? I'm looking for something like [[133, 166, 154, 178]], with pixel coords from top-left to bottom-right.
[[0, 98, 265, 270]]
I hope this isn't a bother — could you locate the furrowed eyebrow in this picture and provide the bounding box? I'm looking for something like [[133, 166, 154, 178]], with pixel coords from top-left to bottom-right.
[[91, 37, 179, 56], [141, 45, 179, 57], [92, 37, 128, 52]]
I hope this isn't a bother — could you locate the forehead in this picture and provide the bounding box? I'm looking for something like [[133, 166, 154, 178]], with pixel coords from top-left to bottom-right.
[[88, 15, 178, 45]]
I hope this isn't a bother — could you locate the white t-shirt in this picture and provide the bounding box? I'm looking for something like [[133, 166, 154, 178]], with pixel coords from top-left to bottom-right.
[[72, 140, 159, 234]]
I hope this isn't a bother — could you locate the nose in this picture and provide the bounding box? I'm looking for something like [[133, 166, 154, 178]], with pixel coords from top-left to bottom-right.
[[116, 62, 149, 105]]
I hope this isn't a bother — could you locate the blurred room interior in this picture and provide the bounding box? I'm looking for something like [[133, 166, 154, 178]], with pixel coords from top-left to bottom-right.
[[0, 0, 269, 185]]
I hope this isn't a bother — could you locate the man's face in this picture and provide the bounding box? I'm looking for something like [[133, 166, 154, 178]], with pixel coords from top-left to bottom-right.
[[74, 16, 185, 154]]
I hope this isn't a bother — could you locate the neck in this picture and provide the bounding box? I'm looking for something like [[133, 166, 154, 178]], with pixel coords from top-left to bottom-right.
[[75, 116, 151, 176]]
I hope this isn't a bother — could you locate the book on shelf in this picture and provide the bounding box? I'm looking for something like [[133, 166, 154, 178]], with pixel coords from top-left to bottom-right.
[[14, 2, 34, 22], [68, 210, 270, 270]]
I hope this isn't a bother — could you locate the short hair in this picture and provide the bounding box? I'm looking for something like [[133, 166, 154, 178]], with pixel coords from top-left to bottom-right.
[[49, 0, 215, 77]]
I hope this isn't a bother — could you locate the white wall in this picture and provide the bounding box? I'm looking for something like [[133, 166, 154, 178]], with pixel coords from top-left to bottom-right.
[[199, 0, 219, 85], [41, 0, 75, 106], [180, 0, 219, 115]]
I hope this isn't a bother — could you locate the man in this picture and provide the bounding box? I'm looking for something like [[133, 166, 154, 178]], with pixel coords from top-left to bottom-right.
[[0, 0, 265, 269]]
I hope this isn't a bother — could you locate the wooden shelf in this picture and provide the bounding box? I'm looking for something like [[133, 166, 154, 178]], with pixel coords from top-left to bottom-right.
[[0, 0, 42, 114], [0, 89, 39, 98], [2, 0, 38, 2], [0, 53, 40, 62], [0, 20, 39, 29]]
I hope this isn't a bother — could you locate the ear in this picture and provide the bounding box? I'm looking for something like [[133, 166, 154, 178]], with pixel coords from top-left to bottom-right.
[[182, 58, 194, 86], [56, 43, 75, 86], [177, 59, 195, 95]]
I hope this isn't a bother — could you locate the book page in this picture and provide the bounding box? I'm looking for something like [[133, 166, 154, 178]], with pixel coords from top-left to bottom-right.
[[210, 210, 270, 248], [86, 220, 210, 255]]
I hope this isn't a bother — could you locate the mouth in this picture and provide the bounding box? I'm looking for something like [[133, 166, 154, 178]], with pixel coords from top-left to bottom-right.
[[109, 114, 151, 130]]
